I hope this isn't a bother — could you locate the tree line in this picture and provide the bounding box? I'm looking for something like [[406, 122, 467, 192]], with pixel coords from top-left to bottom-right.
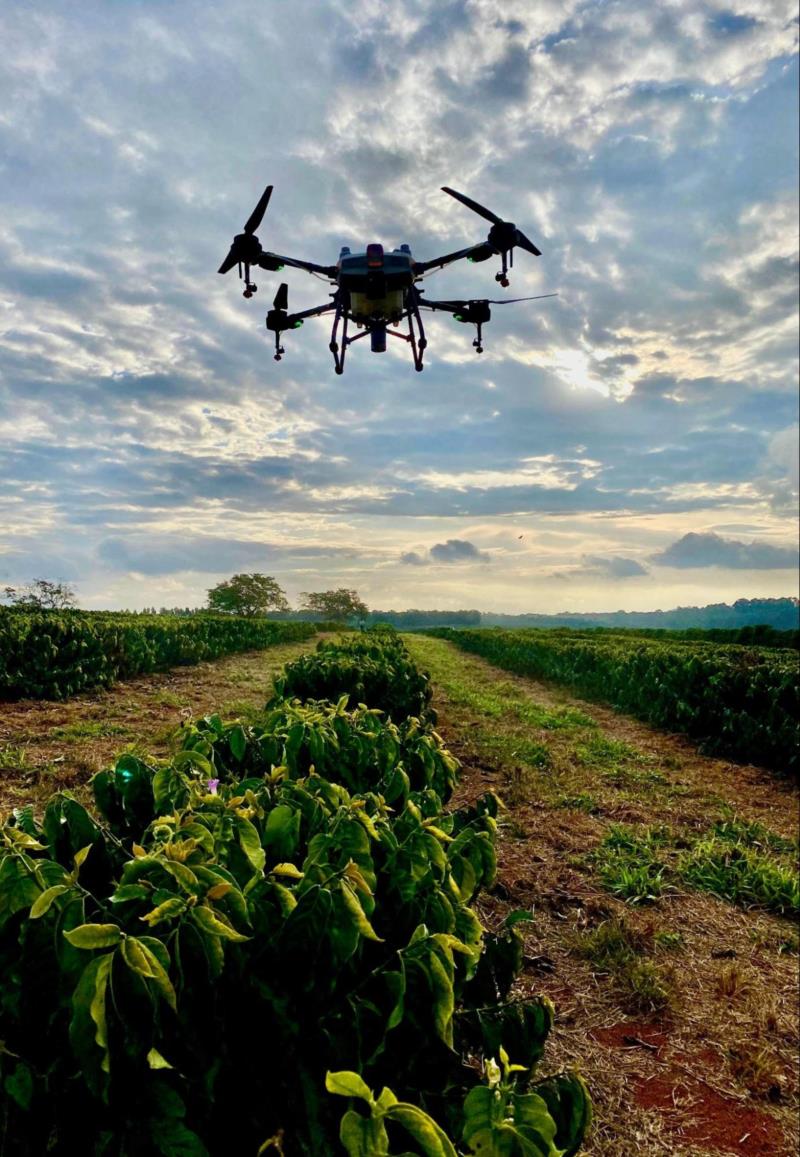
[[2, 575, 370, 623]]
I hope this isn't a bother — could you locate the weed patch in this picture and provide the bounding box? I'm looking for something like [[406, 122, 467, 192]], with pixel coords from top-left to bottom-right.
[[569, 917, 671, 1012], [594, 825, 672, 904], [555, 793, 600, 814], [711, 815, 798, 858], [51, 720, 132, 741], [679, 837, 799, 918]]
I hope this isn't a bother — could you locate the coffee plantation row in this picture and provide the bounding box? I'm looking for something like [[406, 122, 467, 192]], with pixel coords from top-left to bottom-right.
[[427, 628, 799, 777], [0, 610, 319, 701], [0, 629, 591, 1156]]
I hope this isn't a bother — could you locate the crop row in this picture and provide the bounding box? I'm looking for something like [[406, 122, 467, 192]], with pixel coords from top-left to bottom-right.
[[0, 629, 590, 1155], [427, 629, 799, 777], [0, 611, 318, 701]]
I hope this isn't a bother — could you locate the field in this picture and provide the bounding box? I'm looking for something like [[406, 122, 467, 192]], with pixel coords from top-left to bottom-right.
[[427, 628, 799, 776], [0, 628, 797, 1155], [405, 635, 799, 1157]]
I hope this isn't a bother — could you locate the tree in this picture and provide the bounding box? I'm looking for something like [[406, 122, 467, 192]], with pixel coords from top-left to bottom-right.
[[300, 588, 368, 622], [207, 573, 290, 617], [3, 579, 78, 610]]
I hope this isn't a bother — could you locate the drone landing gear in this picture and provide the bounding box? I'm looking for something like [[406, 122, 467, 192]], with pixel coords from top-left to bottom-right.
[[472, 321, 484, 354], [328, 299, 427, 372], [384, 300, 426, 370], [329, 304, 349, 374]]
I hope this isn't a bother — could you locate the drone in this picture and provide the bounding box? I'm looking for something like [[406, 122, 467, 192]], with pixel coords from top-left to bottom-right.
[[218, 184, 556, 373]]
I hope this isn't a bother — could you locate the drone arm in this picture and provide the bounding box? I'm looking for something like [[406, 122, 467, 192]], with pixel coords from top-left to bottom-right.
[[286, 300, 338, 323], [415, 297, 466, 313], [412, 243, 493, 276], [257, 251, 337, 279]]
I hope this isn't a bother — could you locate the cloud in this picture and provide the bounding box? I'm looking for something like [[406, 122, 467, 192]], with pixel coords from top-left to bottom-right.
[[401, 539, 490, 566], [430, 539, 490, 564], [582, 555, 649, 578], [652, 532, 797, 570], [0, 0, 796, 613]]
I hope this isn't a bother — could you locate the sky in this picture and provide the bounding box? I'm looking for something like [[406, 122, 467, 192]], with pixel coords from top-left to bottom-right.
[[0, 0, 797, 614]]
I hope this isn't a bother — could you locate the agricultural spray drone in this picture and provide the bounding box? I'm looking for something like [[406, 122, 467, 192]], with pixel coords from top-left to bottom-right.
[[218, 184, 556, 372]]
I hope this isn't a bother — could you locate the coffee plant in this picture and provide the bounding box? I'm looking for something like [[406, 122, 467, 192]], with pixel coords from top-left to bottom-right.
[[428, 628, 799, 776], [274, 629, 433, 722], [0, 632, 590, 1155], [0, 611, 316, 701]]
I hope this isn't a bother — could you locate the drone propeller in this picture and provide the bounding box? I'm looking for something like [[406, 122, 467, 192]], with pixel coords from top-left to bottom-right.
[[218, 184, 274, 279], [441, 187, 541, 284], [244, 184, 273, 235]]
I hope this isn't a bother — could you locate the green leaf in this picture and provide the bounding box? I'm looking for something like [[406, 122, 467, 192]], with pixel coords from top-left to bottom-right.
[[263, 803, 301, 859], [29, 883, 70, 919], [229, 724, 247, 762], [236, 816, 266, 874], [533, 1073, 592, 1157], [339, 1109, 389, 1157], [174, 749, 216, 779], [385, 1104, 458, 1156], [326, 1070, 374, 1103], [4, 1062, 34, 1110], [64, 923, 123, 949]]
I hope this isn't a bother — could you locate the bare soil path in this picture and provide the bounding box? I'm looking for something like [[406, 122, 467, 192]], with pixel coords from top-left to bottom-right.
[[405, 634, 799, 1157], [0, 636, 320, 818]]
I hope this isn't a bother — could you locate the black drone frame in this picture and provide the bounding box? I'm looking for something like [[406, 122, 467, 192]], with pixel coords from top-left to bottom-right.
[[219, 184, 556, 372]]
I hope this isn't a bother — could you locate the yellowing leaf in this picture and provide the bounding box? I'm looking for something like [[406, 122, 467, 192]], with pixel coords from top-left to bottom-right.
[[139, 897, 185, 927], [146, 1047, 173, 1070], [340, 881, 383, 942], [325, 1070, 374, 1102], [30, 884, 70, 919], [192, 905, 250, 942], [270, 863, 303, 880], [90, 953, 113, 1073], [64, 924, 123, 950], [342, 860, 372, 895], [206, 882, 233, 900], [121, 936, 177, 1012], [72, 844, 93, 872]]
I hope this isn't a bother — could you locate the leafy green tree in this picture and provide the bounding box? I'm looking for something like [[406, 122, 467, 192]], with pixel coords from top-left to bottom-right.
[[207, 573, 290, 617], [3, 578, 77, 610], [301, 588, 368, 622]]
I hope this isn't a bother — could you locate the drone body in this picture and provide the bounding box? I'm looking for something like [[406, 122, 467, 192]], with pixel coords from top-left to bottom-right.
[[218, 185, 556, 372]]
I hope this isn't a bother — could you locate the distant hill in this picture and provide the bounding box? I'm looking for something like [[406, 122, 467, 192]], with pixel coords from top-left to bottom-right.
[[355, 598, 799, 632], [476, 597, 799, 632]]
